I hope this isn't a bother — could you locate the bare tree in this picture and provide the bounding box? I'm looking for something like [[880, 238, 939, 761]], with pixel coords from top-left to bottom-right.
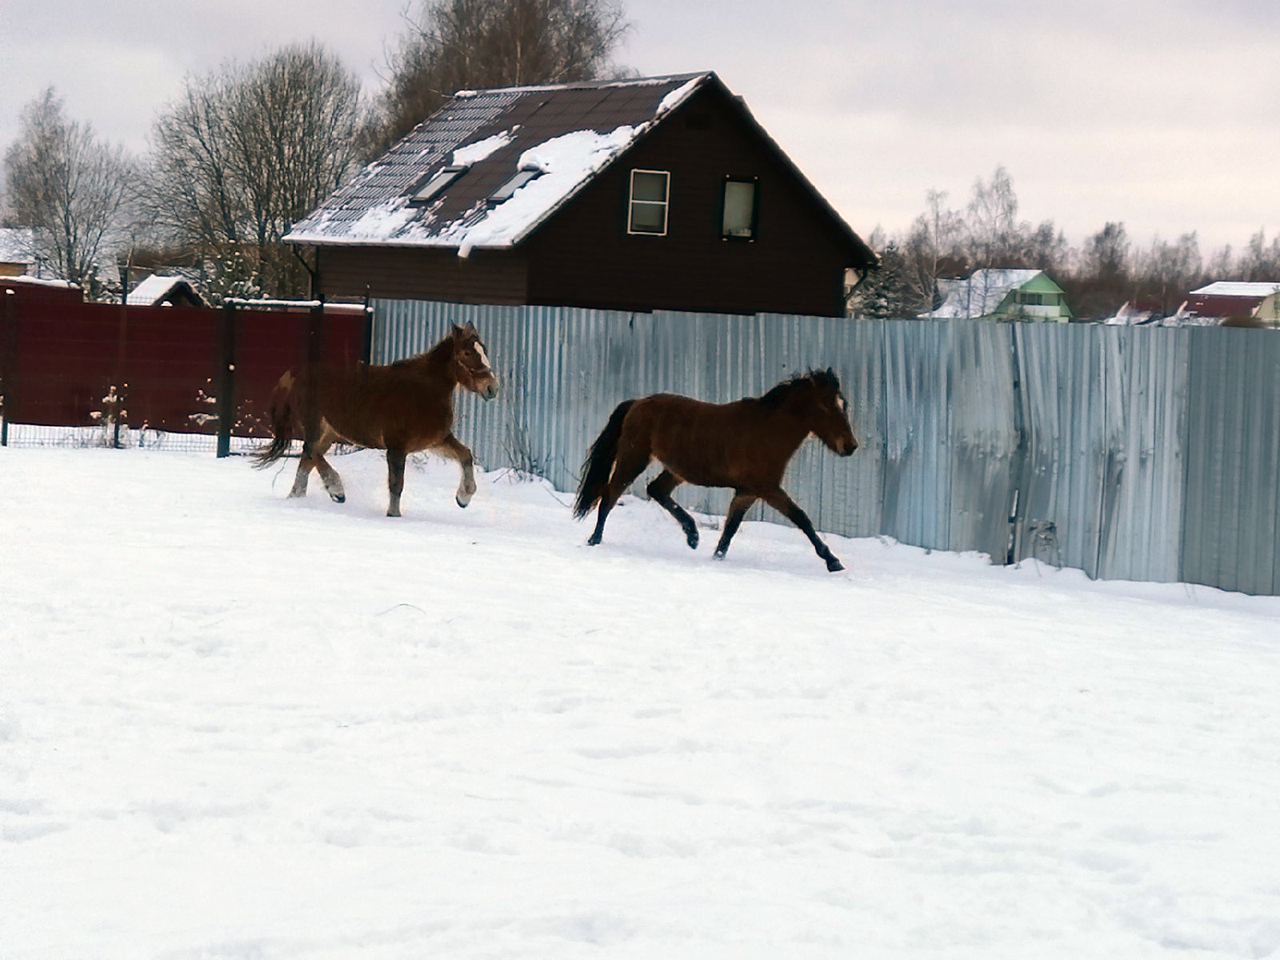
[[146, 42, 367, 300], [2, 87, 136, 295], [897, 189, 966, 314], [965, 165, 1024, 268], [1136, 232, 1203, 314], [372, 0, 631, 155], [1081, 222, 1131, 285], [1237, 229, 1280, 281]]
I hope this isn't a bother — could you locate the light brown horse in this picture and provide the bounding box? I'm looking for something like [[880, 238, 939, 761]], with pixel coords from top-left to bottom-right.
[[253, 324, 498, 516], [573, 369, 857, 571]]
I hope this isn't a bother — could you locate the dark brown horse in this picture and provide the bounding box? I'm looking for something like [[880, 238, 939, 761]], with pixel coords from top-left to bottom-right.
[[253, 324, 498, 516], [573, 369, 858, 571]]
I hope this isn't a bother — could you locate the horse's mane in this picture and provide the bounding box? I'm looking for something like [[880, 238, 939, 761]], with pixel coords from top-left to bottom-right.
[[758, 368, 840, 408], [387, 331, 457, 371]]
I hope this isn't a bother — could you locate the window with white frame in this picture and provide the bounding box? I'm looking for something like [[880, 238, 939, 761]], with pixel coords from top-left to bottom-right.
[[628, 170, 669, 235]]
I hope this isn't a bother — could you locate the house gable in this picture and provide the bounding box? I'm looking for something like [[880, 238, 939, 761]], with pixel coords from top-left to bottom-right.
[[522, 82, 872, 316]]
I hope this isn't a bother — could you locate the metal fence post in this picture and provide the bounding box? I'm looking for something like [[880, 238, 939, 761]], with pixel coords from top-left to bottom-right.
[[1, 287, 15, 447], [216, 302, 237, 458]]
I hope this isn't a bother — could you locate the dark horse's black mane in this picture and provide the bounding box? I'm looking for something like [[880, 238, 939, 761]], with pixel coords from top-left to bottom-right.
[[758, 368, 840, 408]]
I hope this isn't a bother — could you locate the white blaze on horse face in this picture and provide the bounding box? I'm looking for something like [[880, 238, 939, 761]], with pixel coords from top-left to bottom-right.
[[836, 395, 847, 414], [474, 342, 491, 372]]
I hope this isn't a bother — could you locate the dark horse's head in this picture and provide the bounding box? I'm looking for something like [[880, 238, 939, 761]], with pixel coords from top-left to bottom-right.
[[800, 368, 858, 457], [450, 324, 499, 400]]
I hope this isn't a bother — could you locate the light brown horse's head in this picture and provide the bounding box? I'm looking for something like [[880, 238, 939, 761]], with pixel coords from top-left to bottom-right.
[[450, 324, 499, 400], [804, 368, 858, 457]]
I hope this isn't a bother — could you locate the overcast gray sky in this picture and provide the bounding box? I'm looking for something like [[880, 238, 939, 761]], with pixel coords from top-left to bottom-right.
[[3, 0, 1278, 254]]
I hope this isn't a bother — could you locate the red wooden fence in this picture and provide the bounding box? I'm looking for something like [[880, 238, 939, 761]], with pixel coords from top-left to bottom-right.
[[1, 278, 368, 451]]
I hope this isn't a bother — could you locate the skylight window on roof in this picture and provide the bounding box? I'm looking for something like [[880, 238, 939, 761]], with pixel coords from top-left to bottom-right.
[[488, 168, 543, 204], [409, 165, 469, 204]]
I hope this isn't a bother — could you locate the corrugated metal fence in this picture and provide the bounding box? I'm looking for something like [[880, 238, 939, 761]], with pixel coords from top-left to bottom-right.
[[374, 299, 1280, 596]]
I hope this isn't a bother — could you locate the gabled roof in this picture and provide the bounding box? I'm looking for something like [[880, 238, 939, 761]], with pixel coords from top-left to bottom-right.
[[922, 268, 1047, 319], [126, 274, 204, 307], [286, 73, 706, 254], [285, 72, 874, 266]]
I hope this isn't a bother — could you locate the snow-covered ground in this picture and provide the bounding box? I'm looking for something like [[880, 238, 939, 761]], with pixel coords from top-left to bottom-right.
[[3, 445, 1279, 959]]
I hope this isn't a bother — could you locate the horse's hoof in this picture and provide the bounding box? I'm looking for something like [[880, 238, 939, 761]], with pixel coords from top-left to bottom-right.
[[587, 534, 601, 546], [686, 531, 699, 549], [330, 493, 345, 503], [712, 550, 726, 561], [826, 557, 845, 572], [456, 495, 469, 509]]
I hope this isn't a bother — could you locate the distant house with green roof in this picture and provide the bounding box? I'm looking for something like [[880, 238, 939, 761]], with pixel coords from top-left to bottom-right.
[[920, 268, 1072, 322]]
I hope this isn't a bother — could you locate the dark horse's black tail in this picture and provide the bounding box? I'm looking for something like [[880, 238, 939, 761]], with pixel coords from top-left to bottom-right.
[[573, 399, 635, 519], [251, 371, 300, 468]]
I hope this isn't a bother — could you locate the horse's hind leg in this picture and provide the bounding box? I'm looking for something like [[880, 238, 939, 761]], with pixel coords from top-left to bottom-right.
[[588, 447, 650, 545], [713, 491, 758, 561], [647, 470, 698, 549], [289, 454, 313, 498], [437, 434, 477, 508], [385, 448, 406, 517], [763, 488, 843, 572]]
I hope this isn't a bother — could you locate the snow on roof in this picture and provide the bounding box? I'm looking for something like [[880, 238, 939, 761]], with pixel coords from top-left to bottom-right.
[[1190, 281, 1280, 298], [451, 126, 643, 257], [2, 275, 76, 291], [285, 73, 711, 254], [126, 274, 200, 306], [921, 269, 1044, 319]]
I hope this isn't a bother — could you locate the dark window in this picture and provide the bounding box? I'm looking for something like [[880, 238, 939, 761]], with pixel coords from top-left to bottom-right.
[[721, 178, 758, 240], [409, 165, 468, 204], [628, 170, 669, 235]]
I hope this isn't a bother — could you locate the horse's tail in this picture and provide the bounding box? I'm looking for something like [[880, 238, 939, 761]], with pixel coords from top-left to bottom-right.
[[573, 399, 635, 519], [251, 370, 300, 468]]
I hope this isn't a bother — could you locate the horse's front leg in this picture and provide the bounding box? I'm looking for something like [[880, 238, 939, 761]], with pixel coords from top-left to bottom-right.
[[437, 434, 477, 508], [385, 448, 407, 517], [311, 432, 346, 503], [647, 470, 698, 549], [713, 491, 758, 560], [763, 488, 843, 572]]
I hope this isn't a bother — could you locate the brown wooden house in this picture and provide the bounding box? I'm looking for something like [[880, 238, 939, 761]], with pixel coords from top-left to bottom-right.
[[286, 72, 877, 318]]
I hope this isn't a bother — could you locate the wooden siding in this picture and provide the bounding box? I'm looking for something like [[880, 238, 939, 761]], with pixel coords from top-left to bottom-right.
[[316, 246, 529, 305], [524, 85, 857, 317]]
